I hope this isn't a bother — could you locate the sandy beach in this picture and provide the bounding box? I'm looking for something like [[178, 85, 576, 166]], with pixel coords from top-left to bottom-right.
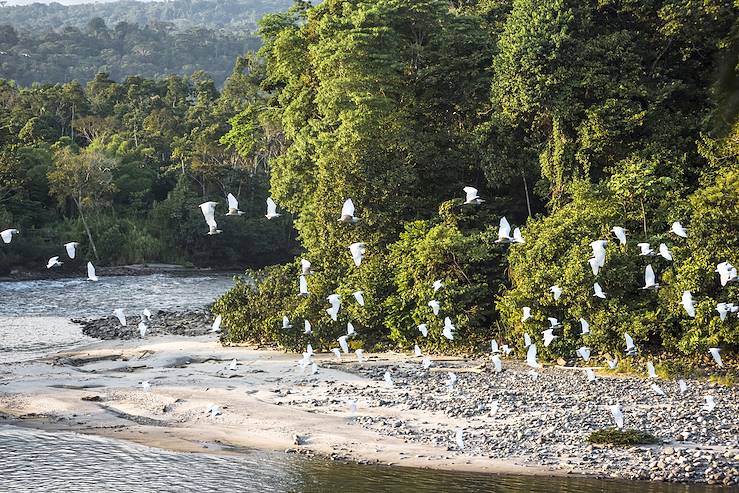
[[1, 333, 737, 486]]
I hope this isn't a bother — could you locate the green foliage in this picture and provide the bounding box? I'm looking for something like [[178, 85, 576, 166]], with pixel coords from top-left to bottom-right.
[[587, 429, 659, 447]]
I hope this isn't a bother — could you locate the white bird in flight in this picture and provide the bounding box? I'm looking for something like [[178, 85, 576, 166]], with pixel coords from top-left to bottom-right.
[[113, 308, 126, 326], [211, 315, 222, 333], [138, 321, 147, 338], [495, 217, 512, 243], [207, 404, 222, 417], [716, 262, 737, 286], [442, 317, 455, 340], [432, 280, 444, 293], [1, 228, 18, 243], [647, 361, 657, 379], [658, 243, 672, 261], [579, 318, 590, 335], [418, 324, 428, 337], [446, 372, 457, 390], [624, 332, 636, 355], [414, 344, 422, 357], [637, 242, 655, 256], [326, 294, 341, 321], [490, 339, 500, 353], [708, 348, 723, 367], [304, 320, 312, 335], [455, 428, 464, 450], [384, 371, 393, 387], [46, 256, 62, 269], [678, 379, 688, 394], [550, 285, 562, 300], [338, 198, 359, 223], [523, 332, 532, 348], [670, 221, 687, 238], [463, 186, 484, 205], [422, 356, 432, 369], [585, 368, 596, 382], [347, 322, 356, 337], [547, 317, 561, 329], [526, 344, 540, 368], [607, 359, 618, 369], [87, 262, 98, 281], [593, 282, 606, 299], [226, 193, 245, 216], [542, 329, 557, 347], [142, 309, 152, 321], [501, 344, 513, 356], [576, 346, 591, 362], [610, 404, 624, 429], [265, 197, 281, 219], [349, 242, 366, 266], [64, 242, 79, 259], [282, 316, 292, 329], [338, 335, 349, 354], [512, 227, 525, 244], [703, 395, 716, 412], [641, 264, 659, 290], [353, 291, 365, 306], [521, 306, 531, 322], [611, 226, 627, 245], [229, 359, 237, 371], [491, 354, 502, 373], [681, 291, 695, 317], [428, 300, 440, 316], [299, 275, 309, 296], [331, 348, 341, 360], [141, 381, 151, 392], [199, 201, 221, 235], [651, 383, 666, 396], [355, 349, 365, 363], [301, 259, 313, 276]]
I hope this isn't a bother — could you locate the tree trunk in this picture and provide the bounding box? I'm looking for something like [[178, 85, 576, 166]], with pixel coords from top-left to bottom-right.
[[522, 171, 532, 218], [76, 197, 99, 261], [640, 197, 647, 236]]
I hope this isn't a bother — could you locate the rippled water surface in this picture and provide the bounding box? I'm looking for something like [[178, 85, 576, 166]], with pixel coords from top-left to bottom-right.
[[0, 426, 722, 493]]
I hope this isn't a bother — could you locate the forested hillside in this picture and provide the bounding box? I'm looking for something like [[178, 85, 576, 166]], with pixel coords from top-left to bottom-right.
[[0, 58, 296, 273], [212, 0, 738, 361]]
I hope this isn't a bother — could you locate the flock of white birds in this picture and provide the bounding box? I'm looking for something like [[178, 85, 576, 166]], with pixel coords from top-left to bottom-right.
[[1, 184, 732, 448]]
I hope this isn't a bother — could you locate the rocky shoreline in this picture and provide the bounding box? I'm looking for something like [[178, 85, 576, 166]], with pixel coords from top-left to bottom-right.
[[73, 310, 214, 340], [0, 264, 234, 282]]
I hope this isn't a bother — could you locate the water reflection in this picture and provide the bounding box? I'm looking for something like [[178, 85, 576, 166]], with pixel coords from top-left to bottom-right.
[[0, 426, 722, 493]]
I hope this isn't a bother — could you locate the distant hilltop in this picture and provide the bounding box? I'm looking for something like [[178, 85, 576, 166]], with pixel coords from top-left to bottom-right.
[[0, 0, 293, 32]]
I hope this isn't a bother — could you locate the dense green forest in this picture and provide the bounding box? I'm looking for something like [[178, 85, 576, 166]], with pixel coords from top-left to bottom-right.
[[0, 18, 261, 86], [0, 0, 292, 32], [211, 0, 739, 361], [0, 58, 296, 273]]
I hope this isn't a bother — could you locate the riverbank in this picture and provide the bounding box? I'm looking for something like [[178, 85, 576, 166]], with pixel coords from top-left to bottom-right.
[[0, 264, 240, 282], [0, 333, 736, 486]]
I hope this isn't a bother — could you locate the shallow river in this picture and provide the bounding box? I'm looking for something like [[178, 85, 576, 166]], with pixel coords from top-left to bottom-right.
[[0, 274, 724, 492]]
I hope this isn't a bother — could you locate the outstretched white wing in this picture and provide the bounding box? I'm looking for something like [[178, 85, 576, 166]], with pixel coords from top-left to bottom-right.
[[658, 243, 672, 260], [87, 262, 98, 281], [227, 193, 239, 210], [498, 216, 511, 240], [64, 242, 78, 259], [199, 202, 218, 228], [266, 197, 278, 217], [341, 198, 355, 218], [463, 186, 478, 202], [644, 264, 656, 287], [526, 343, 539, 368]]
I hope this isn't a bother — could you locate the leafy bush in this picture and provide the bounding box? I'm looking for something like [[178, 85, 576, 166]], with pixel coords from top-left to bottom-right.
[[588, 428, 659, 446]]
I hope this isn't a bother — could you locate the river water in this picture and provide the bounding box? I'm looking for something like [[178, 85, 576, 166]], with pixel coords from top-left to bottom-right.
[[0, 274, 725, 492]]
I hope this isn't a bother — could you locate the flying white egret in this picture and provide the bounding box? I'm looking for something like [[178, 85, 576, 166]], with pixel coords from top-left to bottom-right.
[[229, 359, 237, 371], [512, 227, 525, 244], [590, 240, 607, 269], [305, 343, 314, 357], [199, 202, 221, 235], [265, 197, 281, 219], [326, 294, 341, 321], [490, 339, 500, 353], [585, 368, 596, 382], [708, 347, 723, 367], [418, 324, 428, 337], [442, 317, 455, 340], [141, 381, 151, 392], [428, 300, 440, 316], [681, 291, 695, 317], [353, 291, 365, 306], [384, 371, 393, 387], [301, 259, 313, 276], [422, 356, 432, 369], [463, 186, 484, 205], [138, 321, 147, 338], [579, 318, 590, 335], [716, 303, 732, 321], [588, 257, 602, 276], [542, 329, 557, 347], [113, 308, 126, 326], [577, 346, 591, 362], [489, 401, 499, 418], [207, 404, 222, 417], [225, 193, 245, 216], [446, 372, 457, 390], [637, 243, 655, 256], [414, 344, 422, 357], [299, 275, 309, 296], [282, 316, 293, 329], [331, 348, 341, 360], [550, 285, 563, 300], [311, 363, 319, 375], [547, 317, 561, 329], [593, 282, 606, 299], [349, 242, 366, 267], [528, 369, 539, 380], [624, 333, 636, 355], [495, 217, 512, 243], [670, 221, 687, 238], [338, 335, 349, 354], [607, 359, 618, 369], [521, 306, 532, 322], [347, 322, 356, 337], [87, 262, 98, 281], [455, 428, 464, 450], [355, 349, 365, 362], [642, 264, 659, 290], [46, 256, 62, 268], [491, 354, 502, 373], [304, 320, 312, 335], [658, 243, 672, 261], [651, 383, 666, 396], [338, 198, 359, 223], [612, 226, 627, 245], [432, 280, 444, 293], [64, 242, 79, 259], [526, 343, 540, 368], [348, 400, 358, 415], [142, 309, 152, 321], [501, 345, 513, 356], [716, 262, 738, 286], [703, 395, 716, 412], [211, 315, 222, 333], [0, 228, 18, 243], [678, 379, 687, 394], [523, 332, 532, 348], [609, 404, 624, 429], [647, 361, 657, 379]]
